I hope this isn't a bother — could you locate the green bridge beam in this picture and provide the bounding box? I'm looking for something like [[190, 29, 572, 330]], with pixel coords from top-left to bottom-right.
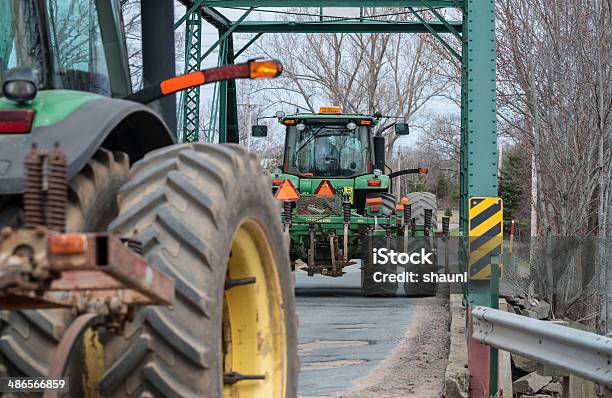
[[461, 0, 497, 232], [461, 0, 498, 394], [232, 20, 462, 34], [197, 0, 459, 6], [178, 1, 231, 29]]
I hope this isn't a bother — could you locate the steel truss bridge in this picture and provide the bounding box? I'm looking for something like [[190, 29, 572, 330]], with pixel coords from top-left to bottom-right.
[[140, 2, 497, 393]]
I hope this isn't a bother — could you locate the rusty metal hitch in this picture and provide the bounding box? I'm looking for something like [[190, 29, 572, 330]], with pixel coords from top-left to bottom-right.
[[0, 226, 176, 395], [0, 227, 174, 322], [0, 143, 176, 389]]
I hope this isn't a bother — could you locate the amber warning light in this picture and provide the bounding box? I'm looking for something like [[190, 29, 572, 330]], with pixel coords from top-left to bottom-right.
[[49, 234, 88, 254], [250, 59, 283, 78], [319, 106, 342, 114], [128, 59, 283, 104]]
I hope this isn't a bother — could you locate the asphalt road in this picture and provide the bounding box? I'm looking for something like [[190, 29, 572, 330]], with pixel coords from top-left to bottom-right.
[[295, 263, 420, 397]]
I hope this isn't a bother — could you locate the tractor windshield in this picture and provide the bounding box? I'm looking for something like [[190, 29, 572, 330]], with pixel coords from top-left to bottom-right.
[[0, 0, 111, 95], [285, 124, 371, 177], [0, 1, 44, 85]]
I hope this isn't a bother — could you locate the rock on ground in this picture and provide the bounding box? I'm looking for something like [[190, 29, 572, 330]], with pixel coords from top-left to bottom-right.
[[512, 354, 538, 373], [443, 294, 469, 398], [541, 381, 563, 397], [519, 395, 552, 398], [513, 372, 552, 395]]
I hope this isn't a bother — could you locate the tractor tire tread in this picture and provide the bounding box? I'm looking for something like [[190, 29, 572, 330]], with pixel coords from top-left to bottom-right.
[[101, 143, 295, 398]]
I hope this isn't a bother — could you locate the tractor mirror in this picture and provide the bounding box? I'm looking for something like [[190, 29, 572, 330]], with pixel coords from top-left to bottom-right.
[[251, 125, 268, 137], [394, 123, 410, 135]]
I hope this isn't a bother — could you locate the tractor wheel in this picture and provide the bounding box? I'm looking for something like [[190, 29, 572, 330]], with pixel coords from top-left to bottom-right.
[[0, 149, 130, 382], [361, 232, 398, 297], [402, 237, 438, 297], [361, 263, 398, 296], [404, 192, 438, 297], [101, 144, 297, 398], [406, 192, 437, 229]]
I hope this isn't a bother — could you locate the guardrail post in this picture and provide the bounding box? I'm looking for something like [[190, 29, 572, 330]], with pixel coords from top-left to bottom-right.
[[468, 303, 491, 397], [468, 262, 499, 397]]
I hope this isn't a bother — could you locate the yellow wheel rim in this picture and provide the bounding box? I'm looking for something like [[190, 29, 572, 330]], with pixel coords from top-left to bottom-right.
[[223, 219, 287, 397]]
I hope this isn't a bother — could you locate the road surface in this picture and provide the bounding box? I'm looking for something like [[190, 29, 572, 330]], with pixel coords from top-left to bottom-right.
[[295, 263, 449, 397]]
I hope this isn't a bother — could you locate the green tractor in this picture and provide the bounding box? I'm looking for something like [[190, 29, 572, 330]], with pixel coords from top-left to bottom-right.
[[252, 106, 441, 296], [0, 1, 296, 397]]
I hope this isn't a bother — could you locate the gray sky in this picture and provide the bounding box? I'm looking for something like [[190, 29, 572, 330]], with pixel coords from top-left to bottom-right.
[[174, 7, 460, 148]]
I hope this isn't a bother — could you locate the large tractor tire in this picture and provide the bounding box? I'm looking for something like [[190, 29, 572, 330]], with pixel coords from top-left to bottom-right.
[[101, 144, 297, 398], [361, 232, 398, 297], [406, 192, 437, 229], [361, 260, 398, 296], [0, 149, 130, 381], [404, 192, 438, 297], [402, 237, 438, 297]]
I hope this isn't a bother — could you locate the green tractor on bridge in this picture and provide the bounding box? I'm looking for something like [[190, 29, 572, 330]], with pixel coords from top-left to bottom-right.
[[252, 106, 442, 296]]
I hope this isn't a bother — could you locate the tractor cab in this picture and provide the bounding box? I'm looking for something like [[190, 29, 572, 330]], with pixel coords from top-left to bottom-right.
[[1, 0, 130, 98], [258, 106, 409, 215], [281, 106, 375, 178]]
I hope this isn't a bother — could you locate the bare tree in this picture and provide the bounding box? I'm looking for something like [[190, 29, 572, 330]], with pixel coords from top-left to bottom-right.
[[250, 8, 451, 157], [496, 0, 612, 328]]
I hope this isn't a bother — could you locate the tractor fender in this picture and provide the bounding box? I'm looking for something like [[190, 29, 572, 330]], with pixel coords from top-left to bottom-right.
[[0, 97, 175, 195]]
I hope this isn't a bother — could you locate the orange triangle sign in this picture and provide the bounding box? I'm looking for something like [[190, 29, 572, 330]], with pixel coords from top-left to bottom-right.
[[315, 180, 336, 196], [274, 179, 300, 202]]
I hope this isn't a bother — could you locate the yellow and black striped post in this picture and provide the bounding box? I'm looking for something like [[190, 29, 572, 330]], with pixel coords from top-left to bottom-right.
[[468, 197, 503, 279]]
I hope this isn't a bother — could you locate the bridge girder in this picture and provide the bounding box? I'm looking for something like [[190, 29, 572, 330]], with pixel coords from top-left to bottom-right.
[[232, 20, 462, 34]]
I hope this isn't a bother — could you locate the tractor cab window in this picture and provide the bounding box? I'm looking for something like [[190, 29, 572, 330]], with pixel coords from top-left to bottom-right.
[[0, 0, 111, 95], [45, 0, 111, 95], [0, 1, 44, 86], [286, 124, 370, 177]]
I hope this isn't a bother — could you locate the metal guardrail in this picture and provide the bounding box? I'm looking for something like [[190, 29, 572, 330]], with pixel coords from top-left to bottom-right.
[[472, 306, 612, 389]]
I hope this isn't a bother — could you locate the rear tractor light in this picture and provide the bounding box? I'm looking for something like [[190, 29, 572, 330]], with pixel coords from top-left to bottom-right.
[[0, 110, 35, 134], [367, 179, 382, 187]]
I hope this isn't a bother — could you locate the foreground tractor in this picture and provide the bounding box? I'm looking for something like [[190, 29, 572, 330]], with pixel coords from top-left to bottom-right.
[[252, 107, 441, 296], [0, 1, 296, 397]]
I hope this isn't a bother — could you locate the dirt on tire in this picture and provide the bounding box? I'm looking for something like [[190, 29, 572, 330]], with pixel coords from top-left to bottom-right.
[[101, 143, 298, 397], [406, 192, 437, 229]]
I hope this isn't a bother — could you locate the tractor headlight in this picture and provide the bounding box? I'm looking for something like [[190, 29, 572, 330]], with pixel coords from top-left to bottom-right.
[[347, 121, 357, 130], [2, 68, 38, 104], [296, 122, 306, 131], [373, 168, 382, 177]]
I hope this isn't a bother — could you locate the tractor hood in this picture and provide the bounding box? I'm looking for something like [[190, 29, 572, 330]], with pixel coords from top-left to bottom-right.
[[0, 90, 174, 195]]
